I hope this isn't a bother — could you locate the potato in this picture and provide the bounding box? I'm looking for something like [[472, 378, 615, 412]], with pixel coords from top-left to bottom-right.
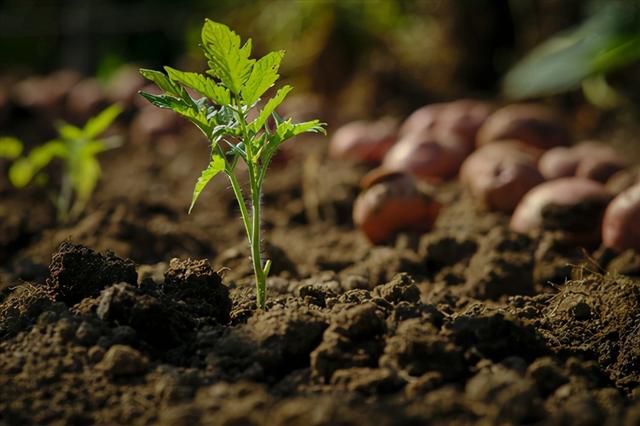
[[329, 117, 398, 164], [353, 169, 440, 244], [606, 166, 640, 195], [398, 103, 443, 138], [538, 141, 627, 182], [510, 177, 613, 244], [460, 142, 544, 212], [129, 105, 183, 145], [602, 183, 640, 252], [538, 147, 580, 180], [399, 99, 490, 150], [66, 78, 107, 122], [382, 132, 469, 182], [477, 104, 570, 150], [437, 99, 492, 149], [106, 66, 146, 108], [13, 70, 81, 113]]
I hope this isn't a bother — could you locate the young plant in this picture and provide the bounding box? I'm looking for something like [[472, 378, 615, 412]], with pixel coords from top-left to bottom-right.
[[5, 104, 122, 222], [138, 19, 326, 309]]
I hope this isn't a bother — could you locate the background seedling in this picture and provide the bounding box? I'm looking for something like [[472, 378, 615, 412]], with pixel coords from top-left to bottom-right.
[[139, 19, 325, 309], [3, 104, 122, 222]]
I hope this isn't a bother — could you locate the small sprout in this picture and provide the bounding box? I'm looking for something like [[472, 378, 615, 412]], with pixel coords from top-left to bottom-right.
[[138, 19, 326, 309], [5, 104, 122, 222]]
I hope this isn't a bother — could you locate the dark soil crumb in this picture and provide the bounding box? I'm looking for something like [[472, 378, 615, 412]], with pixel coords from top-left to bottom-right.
[[46, 241, 137, 305]]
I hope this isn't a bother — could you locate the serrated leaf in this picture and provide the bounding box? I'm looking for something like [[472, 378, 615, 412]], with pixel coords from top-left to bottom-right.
[[189, 154, 225, 213], [250, 85, 293, 133], [139, 91, 209, 131], [164, 66, 231, 105], [0, 137, 23, 159], [140, 69, 181, 97], [276, 119, 326, 140], [241, 50, 285, 105], [84, 104, 122, 139], [201, 19, 255, 94]]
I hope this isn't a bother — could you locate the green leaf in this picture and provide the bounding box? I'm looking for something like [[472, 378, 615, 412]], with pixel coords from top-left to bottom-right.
[[276, 119, 326, 140], [83, 137, 122, 156], [189, 154, 225, 213], [84, 104, 122, 139], [29, 141, 68, 168], [503, 3, 640, 99], [139, 69, 181, 97], [201, 19, 255, 94], [139, 91, 209, 131], [57, 123, 84, 141], [8, 158, 34, 187], [250, 85, 293, 133], [164, 66, 231, 105], [7, 140, 67, 187], [71, 154, 100, 201], [0, 137, 23, 159], [241, 50, 285, 105]]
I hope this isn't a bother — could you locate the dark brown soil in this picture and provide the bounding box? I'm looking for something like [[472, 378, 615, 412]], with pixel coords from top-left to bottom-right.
[[2, 92, 640, 425]]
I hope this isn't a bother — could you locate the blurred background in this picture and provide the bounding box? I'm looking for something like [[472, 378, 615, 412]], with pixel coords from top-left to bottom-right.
[[2, 0, 638, 122]]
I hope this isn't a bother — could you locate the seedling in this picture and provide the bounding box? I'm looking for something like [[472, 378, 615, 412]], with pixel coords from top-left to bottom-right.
[[138, 19, 326, 308], [4, 104, 122, 222]]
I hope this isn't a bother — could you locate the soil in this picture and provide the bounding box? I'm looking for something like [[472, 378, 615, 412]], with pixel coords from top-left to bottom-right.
[[2, 95, 640, 425]]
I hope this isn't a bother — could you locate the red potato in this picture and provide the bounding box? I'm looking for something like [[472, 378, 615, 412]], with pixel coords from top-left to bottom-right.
[[607, 167, 640, 195], [382, 132, 469, 182], [460, 142, 544, 212], [477, 104, 570, 150], [353, 169, 441, 244], [538, 146, 580, 180], [602, 183, 640, 252], [106, 66, 146, 108], [436, 99, 492, 149], [510, 177, 613, 244], [130, 105, 183, 144], [66, 78, 107, 122], [538, 141, 628, 182], [398, 103, 444, 138], [13, 70, 81, 113], [329, 117, 398, 164], [399, 100, 491, 150]]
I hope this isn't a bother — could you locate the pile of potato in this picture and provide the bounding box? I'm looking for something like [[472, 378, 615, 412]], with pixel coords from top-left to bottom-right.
[[331, 101, 640, 251]]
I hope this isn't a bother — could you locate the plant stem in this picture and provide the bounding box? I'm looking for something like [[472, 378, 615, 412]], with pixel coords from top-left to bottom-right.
[[250, 177, 266, 308], [230, 96, 267, 309], [57, 173, 73, 223]]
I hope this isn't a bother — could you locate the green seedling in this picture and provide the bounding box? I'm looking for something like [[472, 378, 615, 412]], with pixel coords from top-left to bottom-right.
[[4, 104, 122, 222], [138, 19, 326, 309]]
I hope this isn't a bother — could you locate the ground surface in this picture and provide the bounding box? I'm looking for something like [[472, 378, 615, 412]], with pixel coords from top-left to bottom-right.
[[2, 104, 640, 426]]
